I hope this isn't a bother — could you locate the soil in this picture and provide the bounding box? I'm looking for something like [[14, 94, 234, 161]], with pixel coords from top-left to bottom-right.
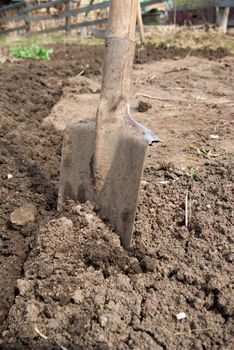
[[0, 43, 233, 350]]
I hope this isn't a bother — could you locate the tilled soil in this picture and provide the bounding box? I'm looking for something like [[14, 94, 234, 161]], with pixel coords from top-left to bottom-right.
[[0, 44, 233, 349]]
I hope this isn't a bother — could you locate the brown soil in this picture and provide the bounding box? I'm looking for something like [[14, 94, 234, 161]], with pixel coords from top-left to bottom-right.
[[0, 44, 233, 350]]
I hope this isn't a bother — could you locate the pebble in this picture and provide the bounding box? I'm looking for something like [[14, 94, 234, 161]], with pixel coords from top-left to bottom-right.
[[210, 134, 219, 139], [99, 315, 108, 328], [17, 279, 31, 296], [176, 312, 187, 320], [141, 180, 148, 187], [73, 289, 84, 304]]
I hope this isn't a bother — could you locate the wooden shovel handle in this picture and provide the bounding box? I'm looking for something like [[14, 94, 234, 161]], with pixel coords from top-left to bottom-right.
[[107, 0, 138, 41], [137, 0, 145, 45]]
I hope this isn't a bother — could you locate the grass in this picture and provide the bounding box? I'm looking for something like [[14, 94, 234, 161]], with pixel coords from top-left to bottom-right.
[[10, 44, 53, 60], [1, 33, 103, 47], [0, 36, 6, 46], [1, 26, 234, 55], [223, 36, 234, 52], [187, 166, 199, 181], [143, 26, 234, 54]]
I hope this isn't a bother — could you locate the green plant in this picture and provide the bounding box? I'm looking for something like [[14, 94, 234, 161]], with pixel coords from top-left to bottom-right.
[[0, 36, 6, 46], [10, 44, 53, 60], [187, 166, 199, 181]]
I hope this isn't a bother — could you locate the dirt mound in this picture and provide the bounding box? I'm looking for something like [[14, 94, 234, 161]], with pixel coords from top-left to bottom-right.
[[135, 44, 230, 63], [3, 162, 234, 349]]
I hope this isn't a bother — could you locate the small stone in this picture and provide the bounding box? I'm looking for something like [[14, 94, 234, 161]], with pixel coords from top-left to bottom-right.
[[10, 203, 37, 226], [137, 100, 152, 113], [17, 279, 31, 296], [99, 315, 108, 328], [2, 330, 9, 338], [141, 180, 148, 188], [7, 174, 13, 179], [72, 204, 82, 214], [84, 213, 95, 226], [158, 180, 169, 185], [176, 312, 187, 320], [73, 289, 84, 304], [210, 134, 219, 139]]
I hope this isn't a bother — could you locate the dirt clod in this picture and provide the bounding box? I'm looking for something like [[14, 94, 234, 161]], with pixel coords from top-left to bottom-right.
[[137, 100, 152, 113], [10, 203, 37, 226]]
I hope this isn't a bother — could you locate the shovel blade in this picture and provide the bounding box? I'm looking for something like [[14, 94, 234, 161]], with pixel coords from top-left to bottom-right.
[[58, 118, 156, 249]]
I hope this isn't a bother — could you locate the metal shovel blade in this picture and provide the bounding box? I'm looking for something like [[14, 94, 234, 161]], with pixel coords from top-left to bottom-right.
[[58, 0, 158, 249], [58, 110, 157, 249]]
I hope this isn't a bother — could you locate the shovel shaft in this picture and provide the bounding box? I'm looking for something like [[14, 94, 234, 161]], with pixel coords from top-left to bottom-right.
[[107, 0, 138, 40], [99, 0, 138, 112], [94, 0, 139, 191], [137, 0, 145, 45]]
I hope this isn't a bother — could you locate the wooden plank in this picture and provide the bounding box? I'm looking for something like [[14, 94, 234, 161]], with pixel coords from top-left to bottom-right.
[[0, 0, 68, 16], [24, 24, 66, 37], [24, 17, 107, 37], [23, 0, 68, 13], [175, 0, 214, 11], [73, 0, 110, 15], [140, 0, 167, 7], [24, 0, 109, 14], [216, 0, 234, 7], [0, 0, 166, 28], [70, 17, 107, 28], [0, 0, 110, 25], [0, 25, 26, 35], [0, 1, 26, 14], [0, 14, 26, 25]]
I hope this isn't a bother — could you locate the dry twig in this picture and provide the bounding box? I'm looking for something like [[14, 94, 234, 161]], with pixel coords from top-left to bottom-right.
[[136, 93, 187, 103], [34, 327, 48, 340], [162, 324, 213, 336], [34, 327, 68, 350], [136, 92, 234, 105]]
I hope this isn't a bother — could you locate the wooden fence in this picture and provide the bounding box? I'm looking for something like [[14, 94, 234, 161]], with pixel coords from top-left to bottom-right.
[[0, 0, 163, 36], [174, 0, 234, 11], [0, 0, 233, 37]]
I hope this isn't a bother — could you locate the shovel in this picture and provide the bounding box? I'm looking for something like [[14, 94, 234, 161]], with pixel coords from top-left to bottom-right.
[[58, 0, 158, 249]]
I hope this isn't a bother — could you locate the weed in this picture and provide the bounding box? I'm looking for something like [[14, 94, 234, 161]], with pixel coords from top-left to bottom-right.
[[187, 166, 199, 181], [10, 44, 53, 60], [0, 36, 6, 46]]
